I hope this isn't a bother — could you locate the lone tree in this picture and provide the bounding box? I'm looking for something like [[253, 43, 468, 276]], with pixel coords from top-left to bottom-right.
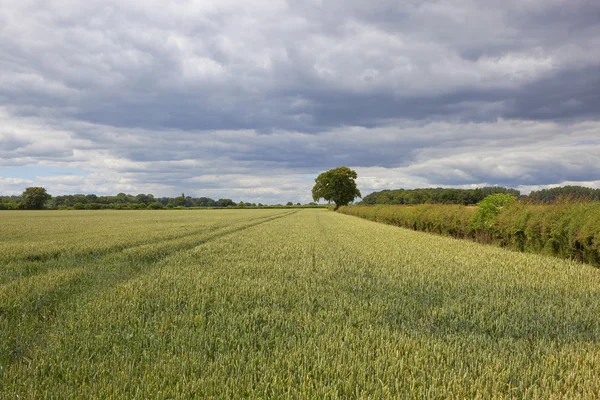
[[21, 187, 51, 209], [312, 167, 361, 210]]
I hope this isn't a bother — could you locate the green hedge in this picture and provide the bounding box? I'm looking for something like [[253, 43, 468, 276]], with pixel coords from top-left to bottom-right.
[[493, 202, 600, 265], [338, 205, 476, 239], [338, 203, 600, 267]]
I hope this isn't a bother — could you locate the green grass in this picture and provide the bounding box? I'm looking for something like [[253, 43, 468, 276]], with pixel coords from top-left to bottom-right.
[[1, 209, 600, 398]]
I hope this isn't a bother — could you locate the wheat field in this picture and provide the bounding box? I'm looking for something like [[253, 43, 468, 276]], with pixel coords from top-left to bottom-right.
[[1, 209, 600, 398]]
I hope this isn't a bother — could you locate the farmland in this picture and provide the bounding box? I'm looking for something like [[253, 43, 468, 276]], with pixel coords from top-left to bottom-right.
[[2, 209, 600, 398]]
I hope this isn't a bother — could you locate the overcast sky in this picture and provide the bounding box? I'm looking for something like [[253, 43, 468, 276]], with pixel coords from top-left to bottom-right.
[[1, 0, 599, 203]]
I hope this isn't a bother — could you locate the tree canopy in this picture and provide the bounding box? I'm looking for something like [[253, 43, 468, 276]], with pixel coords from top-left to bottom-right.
[[21, 187, 52, 209], [312, 167, 361, 210], [361, 187, 520, 205], [527, 186, 600, 203]]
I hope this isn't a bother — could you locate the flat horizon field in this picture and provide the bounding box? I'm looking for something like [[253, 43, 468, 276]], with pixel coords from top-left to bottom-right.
[[1, 209, 600, 398]]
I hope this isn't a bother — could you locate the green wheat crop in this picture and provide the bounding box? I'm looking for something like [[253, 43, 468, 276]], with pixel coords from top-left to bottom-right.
[[1, 210, 600, 398]]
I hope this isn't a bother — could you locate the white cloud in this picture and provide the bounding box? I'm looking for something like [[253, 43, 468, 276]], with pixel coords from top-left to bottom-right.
[[2, 106, 600, 201]]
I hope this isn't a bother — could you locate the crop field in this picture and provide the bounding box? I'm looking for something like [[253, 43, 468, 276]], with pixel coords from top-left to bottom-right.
[[2, 209, 600, 398]]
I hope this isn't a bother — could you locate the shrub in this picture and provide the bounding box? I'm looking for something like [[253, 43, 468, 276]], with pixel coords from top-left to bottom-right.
[[73, 202, 85, 210], [471, 194, 517, 231], [5, 202, 20, 210], [147, 202, 164, 210]]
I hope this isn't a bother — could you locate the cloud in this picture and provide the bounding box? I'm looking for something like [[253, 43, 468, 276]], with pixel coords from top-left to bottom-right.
[[3, 0, 599, 130], [0, 0, 599, 202], [2, 107, 599, 201]]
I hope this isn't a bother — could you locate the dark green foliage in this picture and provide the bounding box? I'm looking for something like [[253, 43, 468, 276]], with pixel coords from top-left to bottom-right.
[[0, 202, 19, 210], [0, 195, 21, 204], [171, 194, 186, 207], [196, 197, 217, 207], [134, 193, 155, 204], [21, 187, 51, 210], [147, 202, 164, 210], [2, 191, 332, 211], [361, 187, 520, 205], [45, 194, 235, 209], [217, 199, 236, 207], [527, 186, 600, 203], [312, 167, 361, 210]]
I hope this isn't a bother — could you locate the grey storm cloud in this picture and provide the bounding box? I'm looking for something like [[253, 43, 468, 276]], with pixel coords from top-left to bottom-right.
[[3, 0, 599, 131], [1, 0, 599, 200]]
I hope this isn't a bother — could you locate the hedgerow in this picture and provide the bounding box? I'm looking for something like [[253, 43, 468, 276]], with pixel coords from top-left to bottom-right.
[[338, 204, 476, 239], [494, 201, 600, 265], [338, 201, 600, 266]]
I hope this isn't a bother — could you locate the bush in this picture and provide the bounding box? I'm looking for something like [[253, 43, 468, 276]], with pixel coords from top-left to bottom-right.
[[147, 202, 164, 210], [5, 202, 20, 210], [471, 194, 517, 231], [73, 202, 85, 210]]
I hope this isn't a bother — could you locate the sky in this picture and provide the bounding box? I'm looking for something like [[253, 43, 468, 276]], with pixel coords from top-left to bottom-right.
[[1, 0, 599, 204]]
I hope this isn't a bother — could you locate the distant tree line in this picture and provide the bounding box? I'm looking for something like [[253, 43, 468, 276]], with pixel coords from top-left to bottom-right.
[[361, 187, 521, 205], [46, 193, 243, 209], [0, 188, 315, 210], [3, 185, 599, 210], [525, 186, 600, 203]]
